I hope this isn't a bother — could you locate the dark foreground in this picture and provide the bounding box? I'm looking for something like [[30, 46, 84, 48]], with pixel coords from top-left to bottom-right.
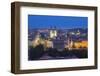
[[28, 44, 88, 61]]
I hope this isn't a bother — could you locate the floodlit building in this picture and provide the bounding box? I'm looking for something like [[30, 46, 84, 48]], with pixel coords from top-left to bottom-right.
[[32, 33, 41, 47], [32, 33, 53, 49], [50, 27, 57, 39], [45, 40, 53, 48], [74, 41, 88, 49], [31, 27, 88, 50], [64, 36, 74, 50]]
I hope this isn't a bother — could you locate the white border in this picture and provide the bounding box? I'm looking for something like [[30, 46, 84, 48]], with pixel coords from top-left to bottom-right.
[[20, 6, 95, 70]]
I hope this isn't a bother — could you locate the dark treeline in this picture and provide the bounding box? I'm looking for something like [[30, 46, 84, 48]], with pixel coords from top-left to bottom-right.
[[28, 44, 88, 60]]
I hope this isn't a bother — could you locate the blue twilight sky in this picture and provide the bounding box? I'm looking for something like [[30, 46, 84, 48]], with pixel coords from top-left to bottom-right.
[[28, 15, 88, 29]]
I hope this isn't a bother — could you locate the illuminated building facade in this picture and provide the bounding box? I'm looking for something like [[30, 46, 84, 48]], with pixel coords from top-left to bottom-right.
[[74, 41, 88, 49], [50, 27, 57, 39], [29, 27, 88, 51]]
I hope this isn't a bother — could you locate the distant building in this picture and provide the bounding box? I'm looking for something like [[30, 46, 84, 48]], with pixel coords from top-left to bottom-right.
[[32, 32, 53, 49], [67, 38, 74, 50], [53, 39, 65, 51], [65, 39, 88, 49], [32, 33, 41, 47], [45, 40, 53, 48], [50, 26, 57, 39], [29, 27, 88, 50], [74, 40, 88, 49]]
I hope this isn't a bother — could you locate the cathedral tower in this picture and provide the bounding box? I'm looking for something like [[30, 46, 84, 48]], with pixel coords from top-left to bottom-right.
[[50, 26, 57, 39]]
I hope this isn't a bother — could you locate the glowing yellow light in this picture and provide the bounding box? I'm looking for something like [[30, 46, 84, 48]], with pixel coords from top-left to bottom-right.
[[50, 30, 57, 38], [74, 41, 88, 49]]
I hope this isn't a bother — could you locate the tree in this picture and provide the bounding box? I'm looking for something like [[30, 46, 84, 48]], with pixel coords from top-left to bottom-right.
[[48, 48, 60, 57], [60, 48, 69, 57], [28, 44, 45, 60]]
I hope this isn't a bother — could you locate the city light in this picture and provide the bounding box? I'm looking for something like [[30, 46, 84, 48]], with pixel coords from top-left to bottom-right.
[[29, 27, 88, 50]]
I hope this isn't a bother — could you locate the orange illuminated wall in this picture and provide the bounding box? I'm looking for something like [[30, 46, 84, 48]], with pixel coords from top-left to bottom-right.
[[74, 41, 88, 49]]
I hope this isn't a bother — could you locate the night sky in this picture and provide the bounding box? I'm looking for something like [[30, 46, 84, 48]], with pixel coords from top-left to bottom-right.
[[28, 15, 88, 29]]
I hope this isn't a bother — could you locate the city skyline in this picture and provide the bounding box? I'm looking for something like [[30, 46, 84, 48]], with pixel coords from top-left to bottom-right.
[[28, 14, 88, 60], [28, 15, 88, 29]]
